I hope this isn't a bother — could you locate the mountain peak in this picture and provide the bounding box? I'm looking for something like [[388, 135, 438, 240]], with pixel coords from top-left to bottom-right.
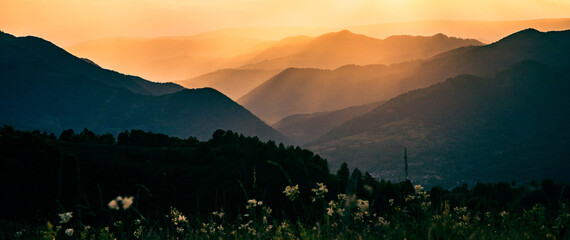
[[493, 28, 543, 43]]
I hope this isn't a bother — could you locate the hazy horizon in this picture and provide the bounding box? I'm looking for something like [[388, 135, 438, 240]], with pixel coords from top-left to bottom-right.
[[2, 0, 570, 46]]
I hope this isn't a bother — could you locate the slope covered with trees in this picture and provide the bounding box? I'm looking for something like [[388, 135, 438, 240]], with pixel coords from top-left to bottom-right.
[[310, 61, 570, 188], [0, 31, 285, 141]]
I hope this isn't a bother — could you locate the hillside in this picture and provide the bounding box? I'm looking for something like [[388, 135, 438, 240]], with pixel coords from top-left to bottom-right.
[[176, 69, 281, 100], [309, 61, 570, 188], [240, 30, 482, 70], [0, 31, 285, 142], [239, 29, 570, 123], [273, 101, 384, 145], [0, 31, 183, 96], [239, 64, 416, 123], [0, 128, 327, 221]]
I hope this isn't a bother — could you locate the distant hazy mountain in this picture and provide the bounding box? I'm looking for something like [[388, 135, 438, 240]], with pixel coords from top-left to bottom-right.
[[309, 61, 570, 188], [176, 69, 281, 100], [273, 101, 384, 145], [238, 63, 419, 123], [240, 29, 570, 123], [347, 18, 570, 43], [66, 35, 274, 81], [240, 30, 482, 70], [0, 31, 285, 142]]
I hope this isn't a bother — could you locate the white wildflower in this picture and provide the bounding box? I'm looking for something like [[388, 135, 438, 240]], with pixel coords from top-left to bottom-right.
[[283, 185, 300, 201], [58, 212, 73, 224], [65, 228, 74, 236], [311, 183, 328, 202], [108, 196, 134, 210], [108, 200, 120, 210], [247, 199, 259, 209], [133, 225, 143, 239], [122, 196, 134, 209]]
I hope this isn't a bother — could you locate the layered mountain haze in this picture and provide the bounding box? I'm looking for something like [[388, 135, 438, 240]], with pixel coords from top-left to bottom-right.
[[67, 30, 480, 83], [238, 64, 416, 123], [66, 36, 275, 81], [240, 30, 482, 70], [348, 18, 570, 43], [309, 61, 570, 188], [273, 101, 384, 145], [0, 31, 285, 142], [241, 29, 570, 124], [176, 69, 281, 100]]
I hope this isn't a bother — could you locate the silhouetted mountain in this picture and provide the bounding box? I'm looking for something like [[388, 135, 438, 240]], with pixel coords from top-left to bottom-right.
[[176, 69, 281, 100], [397, 28, 570, 92], [309, 61, 570, 188], [273, 101, 384, 145], [0, 31, 285, 141], [240, 29, 570, 123], [240, 30, 482, 70], [0, 32, 183, 96]]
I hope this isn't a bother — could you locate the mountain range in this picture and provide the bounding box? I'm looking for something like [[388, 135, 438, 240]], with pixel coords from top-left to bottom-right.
[[308, 60, 570, 188], [240, 29, 570, 124], [67, 30, 481, 83], [0, 31, 285, 141]]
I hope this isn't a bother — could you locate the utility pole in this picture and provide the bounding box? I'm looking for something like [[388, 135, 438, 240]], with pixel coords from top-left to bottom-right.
[[404, 147, 408, 180]]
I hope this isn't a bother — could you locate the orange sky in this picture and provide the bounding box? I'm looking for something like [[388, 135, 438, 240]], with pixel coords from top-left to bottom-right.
[[2, 0, 570, 46]]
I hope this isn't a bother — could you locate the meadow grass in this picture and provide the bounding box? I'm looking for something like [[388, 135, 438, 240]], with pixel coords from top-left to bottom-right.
[[6, 183, 570, 240]]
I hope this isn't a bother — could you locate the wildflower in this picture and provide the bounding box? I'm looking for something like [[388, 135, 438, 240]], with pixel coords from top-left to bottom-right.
[[176, 227, 185, 233], [327, 206, 334, 216], [311, 182, 328, 202], [65, 228, 74, 237], [246, 199, 261, 209], [170, 207, 188, 226], [354, 199, 370, 220], [133, 226, 143, 239], [388, 199, 395, 206], [122, 196, 134, 209], [58, 212, 73, 224], [500, 210, 509, 218], [212, 210, 225, 218], [108, 200, 120, 210], [108, 196, 134, 210], [376, 217, 390, 227], [414, 184, 424, 193], [283, 185, 300, 201], [263, 206, 272, 215], [177, 215, 187, 223]]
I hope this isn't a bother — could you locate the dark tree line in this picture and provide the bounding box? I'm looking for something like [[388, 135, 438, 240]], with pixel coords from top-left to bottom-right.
[[1, 125, 569, 228]]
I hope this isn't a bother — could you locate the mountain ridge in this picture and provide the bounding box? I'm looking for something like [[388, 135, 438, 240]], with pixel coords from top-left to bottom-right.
[[309, 60, 570, 188], [0, 31, 285, 142]]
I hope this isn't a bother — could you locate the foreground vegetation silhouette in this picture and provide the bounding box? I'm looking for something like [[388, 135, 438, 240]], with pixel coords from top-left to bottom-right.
[[1, 126, 569, 239]]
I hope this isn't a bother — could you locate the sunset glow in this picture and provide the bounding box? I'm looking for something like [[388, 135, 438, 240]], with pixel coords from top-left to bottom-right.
[[2, 0, 570, 45]]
